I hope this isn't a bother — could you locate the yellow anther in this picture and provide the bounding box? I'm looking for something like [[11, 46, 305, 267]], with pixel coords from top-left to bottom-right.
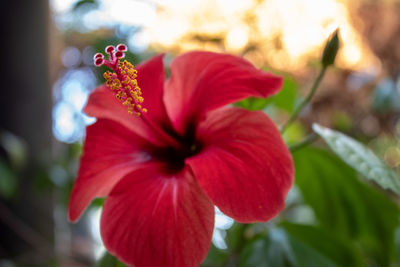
[[102, 57, 147, 115]]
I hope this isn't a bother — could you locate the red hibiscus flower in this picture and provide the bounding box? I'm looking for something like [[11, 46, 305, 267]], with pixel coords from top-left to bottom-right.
[[68, 44, 294, 267]]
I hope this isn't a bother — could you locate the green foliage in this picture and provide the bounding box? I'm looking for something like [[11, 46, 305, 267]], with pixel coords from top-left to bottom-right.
[[0, 160, 17, 199], [235, 97, 271, 111], [239, 228, 297, 267], [238, 221, 365, 267], [332, 111, 352, 132], [235, 76, 297, 112], [293, 147, 400, 266], [283, 122, 307, 145], [271, 76, 297, 113], [239, 226, 343, 267], [313, 123, 400, 195], [225, 223, 247, 253], [91, 197, 105, 207], [97, 252, 128, 267], [280, 222, 364, 267], [202, 223, 247, 267], [201, 245, 229, 267]]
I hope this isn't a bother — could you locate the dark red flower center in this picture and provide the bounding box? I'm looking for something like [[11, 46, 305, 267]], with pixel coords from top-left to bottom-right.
[[154, 139, 202, 172], [140, 120, 201, 172]]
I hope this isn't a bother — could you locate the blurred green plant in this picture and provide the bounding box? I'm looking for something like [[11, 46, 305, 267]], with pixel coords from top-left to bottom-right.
[[293, 147, 399, 266], [0, 131, 27, 199], [97, 252, 128, 267], [313, 123, 400, 195], [235, 76, 297, 112], [0, 160, 17, 199]]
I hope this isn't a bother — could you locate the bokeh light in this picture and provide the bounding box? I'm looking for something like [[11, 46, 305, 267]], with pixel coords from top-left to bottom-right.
[[145, 0, 379, 71]]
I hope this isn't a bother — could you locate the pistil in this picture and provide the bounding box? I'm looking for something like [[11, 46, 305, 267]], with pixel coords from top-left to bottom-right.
[[94, 44, 181, 149]]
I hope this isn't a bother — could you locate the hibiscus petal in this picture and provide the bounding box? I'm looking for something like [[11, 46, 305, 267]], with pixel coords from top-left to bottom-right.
[[84, 54, 170, 146], [135, 54, 171, 127], [164, 51, 283, 134], [101, 164, 215, 267], [68, 119, 153, 222], [186, 107, 294, 223]]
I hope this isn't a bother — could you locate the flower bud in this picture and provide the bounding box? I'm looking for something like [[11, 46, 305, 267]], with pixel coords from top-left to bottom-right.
[[322, 29, 340, 67]]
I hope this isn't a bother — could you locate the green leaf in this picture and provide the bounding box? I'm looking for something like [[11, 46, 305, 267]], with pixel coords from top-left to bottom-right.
[[239, 227, 338, 267], [96, 252, 127, 267], [239, 228, 296, 267], [280, 222, 364, 267], [225, 222, 247, 253], [91, 197, 105, 207], [234, 76, 297, 112], [0, 160, 17, 198], [271, 76, 297, 113], [202, 223, 246, 267], [313, 123, 400, 195], [201, 244, 229, 267], [293, 147, 399, 266], [234, 97, 271, 111]]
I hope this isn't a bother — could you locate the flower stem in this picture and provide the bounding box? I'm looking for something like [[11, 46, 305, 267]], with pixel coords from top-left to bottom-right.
[[281, 66, 327, 134], [289, 133, 318, 152]]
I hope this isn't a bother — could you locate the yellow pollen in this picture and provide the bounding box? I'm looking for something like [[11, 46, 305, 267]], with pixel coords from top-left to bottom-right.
[[103, 60, 147, 115]]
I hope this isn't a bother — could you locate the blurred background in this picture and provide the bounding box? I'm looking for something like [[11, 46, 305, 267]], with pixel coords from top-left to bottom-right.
[[0, 0, 400, 266]]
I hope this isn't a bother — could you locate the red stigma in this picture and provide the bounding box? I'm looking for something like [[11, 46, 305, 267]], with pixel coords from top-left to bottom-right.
[[94, 53, 104, 59], [94, 57, 104, 66], [93, 43, 129, 67], [115, 51, 125, 59], [93, 44, 147, 116], [105, 45, 115, 55], [116, 44, 127, 52]]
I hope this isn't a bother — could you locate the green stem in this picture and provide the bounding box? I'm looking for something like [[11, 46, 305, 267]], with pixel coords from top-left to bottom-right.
[[289, 133, 318, 152], [281, 66, 327, 134]]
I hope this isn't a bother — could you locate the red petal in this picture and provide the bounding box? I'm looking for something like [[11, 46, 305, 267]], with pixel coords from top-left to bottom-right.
[[101, 164, 215, 267], [186, 107, 294, 222], [84, 54, 171, 147], [136, 54, 171, 128], [164, 51, 283, 134], [68, 119, 153, 222]]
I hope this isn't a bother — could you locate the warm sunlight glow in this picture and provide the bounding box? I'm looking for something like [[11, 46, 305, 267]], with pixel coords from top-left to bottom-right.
[[146, 0, 379, 71], [225, 27, 249, 51]]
